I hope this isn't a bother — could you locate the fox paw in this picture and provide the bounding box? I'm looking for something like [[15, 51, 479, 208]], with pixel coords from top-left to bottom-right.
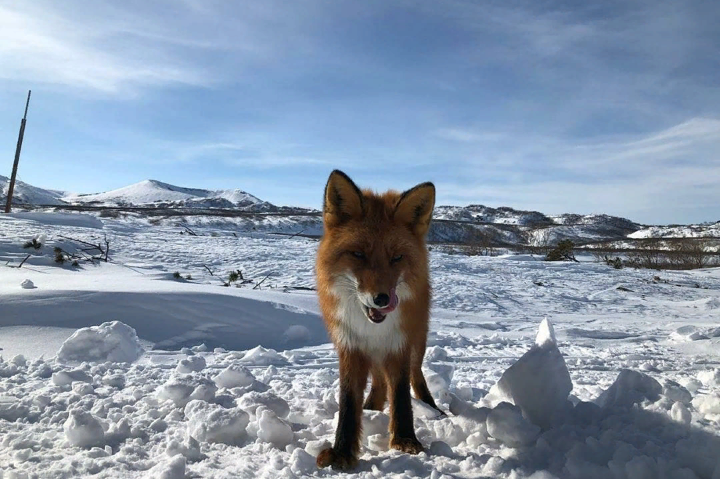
[[390, 437, 424, 454], [316, 447, 358, 470]]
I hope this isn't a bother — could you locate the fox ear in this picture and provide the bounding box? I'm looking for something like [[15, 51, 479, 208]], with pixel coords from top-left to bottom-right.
[[394, 182, 435, 237], [323, 170, 364, 227]]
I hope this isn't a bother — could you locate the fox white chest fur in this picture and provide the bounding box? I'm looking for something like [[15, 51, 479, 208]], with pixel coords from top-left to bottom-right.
[[329, 272, 413, 360]]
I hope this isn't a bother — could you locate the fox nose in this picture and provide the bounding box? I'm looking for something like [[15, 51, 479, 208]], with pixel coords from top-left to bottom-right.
[[373, 293, 390, 308]]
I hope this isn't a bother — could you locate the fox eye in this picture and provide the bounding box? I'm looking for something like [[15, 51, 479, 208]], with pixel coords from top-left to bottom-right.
[[351, 251, 366, 260], [391, 254, 403, 264]]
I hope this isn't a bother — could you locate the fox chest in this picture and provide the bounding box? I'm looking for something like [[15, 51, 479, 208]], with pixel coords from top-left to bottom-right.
[[330, 299, 407, 360]]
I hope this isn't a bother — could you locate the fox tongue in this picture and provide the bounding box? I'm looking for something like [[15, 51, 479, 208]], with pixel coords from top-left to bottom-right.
[[375, 288, 398, 315]]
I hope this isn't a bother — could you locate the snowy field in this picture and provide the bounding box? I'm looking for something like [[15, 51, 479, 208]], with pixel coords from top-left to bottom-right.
[[1, 212, 719, 478]]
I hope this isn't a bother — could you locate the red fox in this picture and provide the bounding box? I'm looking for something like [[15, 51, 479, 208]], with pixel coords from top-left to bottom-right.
[[315, 170, 443, 470]]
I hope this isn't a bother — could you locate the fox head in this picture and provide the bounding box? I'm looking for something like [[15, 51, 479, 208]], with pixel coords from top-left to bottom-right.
[[318, 170, 435, 324]]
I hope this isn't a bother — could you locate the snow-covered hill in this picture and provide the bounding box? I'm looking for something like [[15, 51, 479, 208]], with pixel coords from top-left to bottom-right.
[[63, 180, 275, 212], [0, 174, 67, 206], [630, 222, 720, 239], [434, 205, 554, 227], [4, 177, 718, 245]]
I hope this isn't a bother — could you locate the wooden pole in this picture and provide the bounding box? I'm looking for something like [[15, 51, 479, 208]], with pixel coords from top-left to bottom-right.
[[4, 90, 32, 213]]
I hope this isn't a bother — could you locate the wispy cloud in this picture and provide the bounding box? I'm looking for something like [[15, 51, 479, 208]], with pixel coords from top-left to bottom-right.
[[0, 2, 216, 94], [0, 0, 717, 224], [434, 118, 720, 223]]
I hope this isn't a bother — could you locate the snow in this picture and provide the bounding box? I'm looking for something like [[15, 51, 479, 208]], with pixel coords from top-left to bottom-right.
[[485, 318, 572, 429], [185, 400, 249, 445], [1, 174, 67, 206], [486, 402, 540, 447], [64, 410, 105, 448], [0, 210, 719, 478], [256, 408, 294, 448], [3, 211, 103, 228], [62, 179, 270, 210], [57, 321, 145, 363], [595, 369, 662, 409], [213, 364, 255, 388], [20, 278, 35, 289]]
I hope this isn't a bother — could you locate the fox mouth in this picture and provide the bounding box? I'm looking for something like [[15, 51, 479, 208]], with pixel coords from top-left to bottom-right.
[[362, 289, 399, 324], [363, 305, 388, 323]]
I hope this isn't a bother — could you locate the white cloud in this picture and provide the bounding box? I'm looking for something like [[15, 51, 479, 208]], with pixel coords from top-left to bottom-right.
[[0, 3, 216, 94], [433, 118, 720, 223]]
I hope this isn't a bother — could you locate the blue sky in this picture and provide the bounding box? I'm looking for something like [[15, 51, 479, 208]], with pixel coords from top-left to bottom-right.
[[0, 0, 718, 224]]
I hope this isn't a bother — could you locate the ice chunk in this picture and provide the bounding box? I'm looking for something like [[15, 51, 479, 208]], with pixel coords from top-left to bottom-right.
[[52, 369, 92, 386], [697, 369, 720, 387], [213, 364, 255, 389], [595, 369, 662, 409], [412, 398, 443, 419], [166, 436, 204, 462], [485, 318, 572, 428], [149, 454, 186, 479], [359, 410, 389, 445], [176, 355, 206, 374], [424, 363, 454, 396], [692, 393, 720, 416], [670, 401, 691, 425], [0, 397, 30, 421], [424, 346, 449, 362], [663, 380, 692, 405], [64, 410, 105, 448], [670, 325, 710, 342], [289, 448, 316, 475], [20, 279, 36, 289], [486, 402, 540, 447], [238, 390, 290, 418], [238, 346, 288, 366], [535, 317, 556, 348], [57, 321, 144, 363], [256, 408, 293, 447], [185, 400, 249, 445], [157, 375, 217, 407], [429, 440, 454, 458]]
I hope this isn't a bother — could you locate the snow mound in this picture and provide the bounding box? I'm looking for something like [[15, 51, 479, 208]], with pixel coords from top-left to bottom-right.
[[239, 390, 290, 418], [670, 325, 709, 342], [423, 363, 455, 397], [239, 346, 289, 366], [64, 410, 105, 448], [157, 375, 217, 407], [256, 408, 293, 447], [485, 318, 572, 428], [56, 321, 144, 363], [185, 400, 249, 445], [692, 393, 720, 416], [670, 401, 692, 424], [52, 368, 92, 386], [697, 368, 720, 387], [149, 454, 187, 479], [20, 279, 35, 289], [176, 355, 206, 374], [213, 364, 255, 389], [595, 369, 662, 409]]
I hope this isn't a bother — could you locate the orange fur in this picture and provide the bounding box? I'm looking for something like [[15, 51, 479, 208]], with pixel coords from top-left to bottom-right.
[[315, 170, 442, 470]]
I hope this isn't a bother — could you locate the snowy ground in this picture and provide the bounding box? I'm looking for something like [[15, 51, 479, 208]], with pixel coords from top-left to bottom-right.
[[1, 212, 719, 478]]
